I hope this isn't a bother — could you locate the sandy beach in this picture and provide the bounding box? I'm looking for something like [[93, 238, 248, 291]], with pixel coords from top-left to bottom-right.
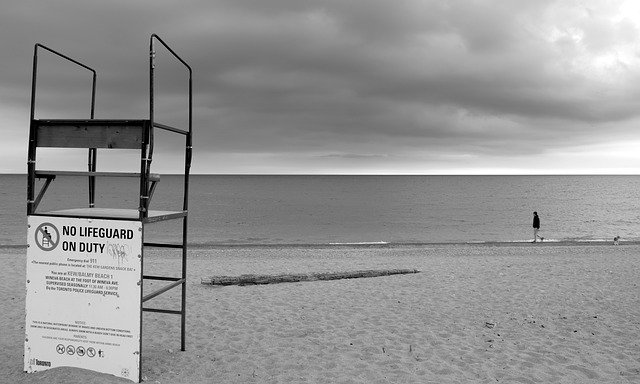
[[2, 244, 639, 383]]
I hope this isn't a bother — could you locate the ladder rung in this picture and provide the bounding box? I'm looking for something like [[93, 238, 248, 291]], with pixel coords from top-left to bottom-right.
[[143, 275, 181, 281], [144, 242, 183, 249], [142, 278, 185, 302], [143, 308, 182, 315]]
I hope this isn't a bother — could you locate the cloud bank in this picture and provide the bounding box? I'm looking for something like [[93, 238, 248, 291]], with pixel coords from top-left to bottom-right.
[[1, 0, 640, 173]]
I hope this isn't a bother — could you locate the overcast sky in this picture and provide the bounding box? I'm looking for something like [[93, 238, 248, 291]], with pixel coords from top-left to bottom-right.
[[2, 0, 640, 174]]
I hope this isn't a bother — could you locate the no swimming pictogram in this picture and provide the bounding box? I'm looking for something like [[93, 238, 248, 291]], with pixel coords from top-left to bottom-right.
[[34, 223, 60, 251]]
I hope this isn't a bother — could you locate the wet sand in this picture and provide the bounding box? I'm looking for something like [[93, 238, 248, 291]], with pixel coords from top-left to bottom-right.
[[2, 244, 639, 383]]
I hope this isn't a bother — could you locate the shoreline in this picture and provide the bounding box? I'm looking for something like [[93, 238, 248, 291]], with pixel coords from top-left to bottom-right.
[[3, 239, 638, 250]]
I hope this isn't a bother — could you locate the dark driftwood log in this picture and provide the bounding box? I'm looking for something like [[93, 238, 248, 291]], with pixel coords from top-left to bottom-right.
[[200, 269, 420, 286]]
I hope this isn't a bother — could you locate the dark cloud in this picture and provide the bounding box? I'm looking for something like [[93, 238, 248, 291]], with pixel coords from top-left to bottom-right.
[[1, 0, 640, 173]]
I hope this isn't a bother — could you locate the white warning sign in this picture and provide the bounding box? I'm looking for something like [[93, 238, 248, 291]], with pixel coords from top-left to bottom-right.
[[25, 216, 142, 382]]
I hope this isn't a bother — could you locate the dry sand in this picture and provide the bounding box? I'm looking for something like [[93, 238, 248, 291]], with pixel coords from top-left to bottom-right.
[[1, 244, 639, 383]]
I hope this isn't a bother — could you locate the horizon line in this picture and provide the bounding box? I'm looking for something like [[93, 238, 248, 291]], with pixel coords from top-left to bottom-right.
[[1, 172, 639, 176]]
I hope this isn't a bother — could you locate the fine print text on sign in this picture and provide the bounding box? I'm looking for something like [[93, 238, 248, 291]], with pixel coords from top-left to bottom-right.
[[25, 216, 142, 382]]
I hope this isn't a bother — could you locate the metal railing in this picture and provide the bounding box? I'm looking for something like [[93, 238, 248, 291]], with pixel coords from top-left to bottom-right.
[[148, 34, 192, 353], [28, 44, 97, 215]]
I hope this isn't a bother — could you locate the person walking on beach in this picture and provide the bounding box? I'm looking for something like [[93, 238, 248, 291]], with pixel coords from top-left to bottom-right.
[[532, 211, 543, 242]]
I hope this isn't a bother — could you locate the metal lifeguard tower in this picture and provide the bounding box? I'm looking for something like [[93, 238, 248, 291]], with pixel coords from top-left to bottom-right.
[[24, 34, 192, 382]]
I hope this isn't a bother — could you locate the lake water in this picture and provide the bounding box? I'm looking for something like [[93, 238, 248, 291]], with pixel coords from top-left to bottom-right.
[[2, 174, 639, 246]]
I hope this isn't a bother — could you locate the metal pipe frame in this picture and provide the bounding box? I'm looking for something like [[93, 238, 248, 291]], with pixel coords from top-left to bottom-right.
[[28, 44, 96, 215], [148, 33, 192, 356], [27, 37, 192, 383]]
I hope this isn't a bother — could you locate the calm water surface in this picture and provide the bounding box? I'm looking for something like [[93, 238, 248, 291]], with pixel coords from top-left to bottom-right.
[[2, 175, 639, 246]]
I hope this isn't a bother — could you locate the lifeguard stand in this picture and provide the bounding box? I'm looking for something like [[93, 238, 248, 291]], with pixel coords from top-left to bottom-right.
[[24, 34, 191, 382]]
